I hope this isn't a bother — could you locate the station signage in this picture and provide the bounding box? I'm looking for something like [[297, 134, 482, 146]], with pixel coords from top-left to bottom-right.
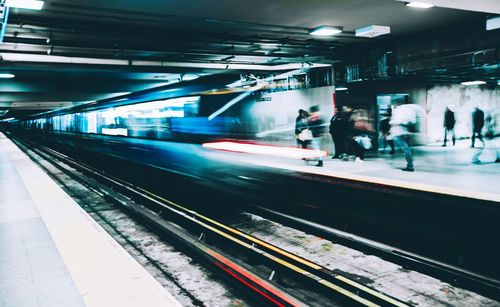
[[257, 97, 272, 102]]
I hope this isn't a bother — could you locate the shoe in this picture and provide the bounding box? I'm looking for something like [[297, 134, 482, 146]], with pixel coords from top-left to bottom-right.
[[401, 167, 414, 172], [354, 157, 364, 163], [441, 144, 446, 147], [389, 150, 395, 155], [331, 156, 339, 159], [316, 161, 323, 167], [470, 145, 475, 148]]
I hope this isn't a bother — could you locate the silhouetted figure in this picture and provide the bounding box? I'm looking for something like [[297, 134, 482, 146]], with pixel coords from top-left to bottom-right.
[[380, 108, 395, 154], [308, 105, 325, 167], [329, 108, 347, 159], [442, 106, 456, 147], [471, 107, 485, 148], [295, 109, 310, 149], [342, 107, 355, 161]]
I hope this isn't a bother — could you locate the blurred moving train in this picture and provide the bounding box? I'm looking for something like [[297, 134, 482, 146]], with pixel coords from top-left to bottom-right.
[[13, 70, 338, 146]]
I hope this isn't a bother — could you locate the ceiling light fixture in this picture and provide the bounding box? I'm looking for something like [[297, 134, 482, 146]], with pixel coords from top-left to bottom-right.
[[355, 25, 391, 38], [0, 73, 15, 78], [309, 26, 342, 36], [486, 16, 500, 31], [5, 0, 44, 10], [405, 2, 434, 8], [460, 80, 486, 86], [335, 86, 348, 91]]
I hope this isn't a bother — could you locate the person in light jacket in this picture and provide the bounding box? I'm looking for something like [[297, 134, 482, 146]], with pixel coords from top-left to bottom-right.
[[390, 104, 417, 172]]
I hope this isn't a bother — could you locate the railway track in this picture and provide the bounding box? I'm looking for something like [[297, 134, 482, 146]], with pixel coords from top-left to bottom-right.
[[8, 131, 411, 306]]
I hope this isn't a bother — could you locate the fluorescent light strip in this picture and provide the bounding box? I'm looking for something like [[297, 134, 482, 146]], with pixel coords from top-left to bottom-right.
[[5, 0, 44, 10], [460, 80, 486, 86], [0, 52, 331, 71], [0, 73, 15, 78], [406, 2, 434, 8], [309, 26, 342, 36]]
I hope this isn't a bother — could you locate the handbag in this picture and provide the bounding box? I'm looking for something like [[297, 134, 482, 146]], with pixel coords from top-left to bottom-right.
[[298, 129, 313, 141]]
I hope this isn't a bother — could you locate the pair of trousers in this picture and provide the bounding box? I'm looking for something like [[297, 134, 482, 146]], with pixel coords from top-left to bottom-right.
[[311, 138, 323, 161], [394, 135, 413, 169], [444, 128, 455, 145]]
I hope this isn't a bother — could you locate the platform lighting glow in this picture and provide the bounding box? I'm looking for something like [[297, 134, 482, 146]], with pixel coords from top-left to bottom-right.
[[405, 2, 434, 8], [309, 26, 342, 36], [5, 0, 44, 10], [202, 141, 328, 159], [335, 87, 348, 91], [0, 73, 15, 78], [460, 80, 486, 86], [2, 117, 15, 121], [182, 74, 199, 81]]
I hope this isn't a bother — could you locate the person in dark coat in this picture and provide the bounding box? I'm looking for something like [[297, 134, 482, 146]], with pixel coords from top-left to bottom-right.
[[379, 108, 395, 154], [329, 108, 347, 159], [295, 109, 310, 149], [471, 107, 485, 148], [442, 106, 456, 146]]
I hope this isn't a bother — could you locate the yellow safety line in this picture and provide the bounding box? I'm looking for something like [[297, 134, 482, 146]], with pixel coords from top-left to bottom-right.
[[336, 276, 409, 307], [137, 187, 321, 269], [318, 279, 379, 307]]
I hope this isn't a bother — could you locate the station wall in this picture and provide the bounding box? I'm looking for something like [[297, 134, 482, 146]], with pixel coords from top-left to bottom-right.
[[426, 85, 499, 143]]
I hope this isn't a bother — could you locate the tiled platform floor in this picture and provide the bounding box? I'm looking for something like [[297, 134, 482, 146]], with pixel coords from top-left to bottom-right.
[[0, 132, 180, 307]]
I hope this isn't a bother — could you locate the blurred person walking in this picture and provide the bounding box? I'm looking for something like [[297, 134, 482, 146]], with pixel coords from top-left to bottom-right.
[[471, 106, 485, 148], [390, 103, 419, 172], [442, 106, 456, 147], [308, 105, 326, 167], [295, 109, 311, 149]]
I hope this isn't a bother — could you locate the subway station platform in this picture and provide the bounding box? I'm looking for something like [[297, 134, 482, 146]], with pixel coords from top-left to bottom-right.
[[205, 137, 500, 203], [0, 133, 180, 307]]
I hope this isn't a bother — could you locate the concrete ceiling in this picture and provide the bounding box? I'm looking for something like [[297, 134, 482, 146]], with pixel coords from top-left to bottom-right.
[[0, 0, 497, 118]]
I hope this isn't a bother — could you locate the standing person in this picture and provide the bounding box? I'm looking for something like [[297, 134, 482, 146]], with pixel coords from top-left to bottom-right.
[[308, 105, 325, 167], [295, 109, 310, 149], [442, 106, 456, 147], [471, 106, 485, 148], [329, 108, 346, 159], [390, 103, 417, 172], [379, 108, 395, 154], [342, 106, 355, 161]]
